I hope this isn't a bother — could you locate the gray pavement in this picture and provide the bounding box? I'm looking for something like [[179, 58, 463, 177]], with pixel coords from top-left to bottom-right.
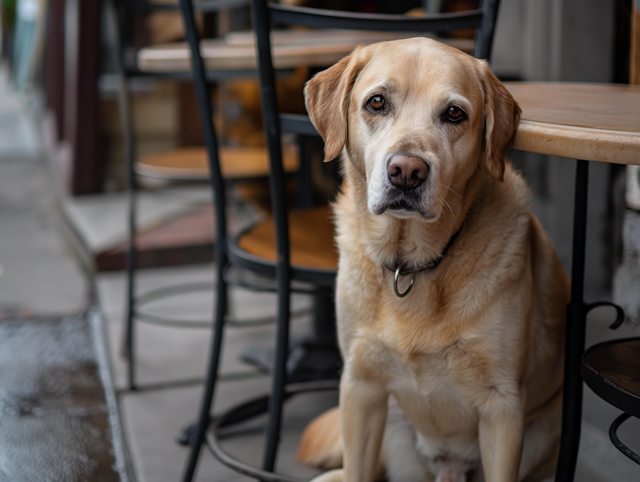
[[96, 265, 332, 482], [0, 85, 87, 317], [0, 68, 123, 482], [0, 314, 120, 482]]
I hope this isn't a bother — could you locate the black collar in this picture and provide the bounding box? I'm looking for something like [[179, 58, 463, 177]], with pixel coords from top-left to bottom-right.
[[385, 224, 463, 276]]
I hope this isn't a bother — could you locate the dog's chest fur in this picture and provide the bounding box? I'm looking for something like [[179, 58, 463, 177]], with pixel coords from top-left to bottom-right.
[[334, 165, 533, 444]]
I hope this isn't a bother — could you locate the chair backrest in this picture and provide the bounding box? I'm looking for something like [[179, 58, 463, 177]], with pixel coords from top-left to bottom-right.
[[250, 0, 502, 276], [107, 0, 254, 264], [110, 1, 180, 76], [177, 0, 239, 265], [111, 0, 251, 77]]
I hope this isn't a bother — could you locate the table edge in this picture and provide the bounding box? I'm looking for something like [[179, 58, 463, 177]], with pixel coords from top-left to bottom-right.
[[513, 120, 640, 165], [137, 36, 474, 73]]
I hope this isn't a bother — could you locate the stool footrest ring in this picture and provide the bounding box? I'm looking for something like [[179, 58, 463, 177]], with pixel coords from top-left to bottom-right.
[[609, 412, 640, 465], [133, 280, 311, 328], [206, 379, 339, 482]]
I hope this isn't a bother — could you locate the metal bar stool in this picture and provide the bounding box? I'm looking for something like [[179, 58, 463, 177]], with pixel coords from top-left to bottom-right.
[[107, 0, 306, 393], [500, 79, 640, 480], [582, 335, 640, 466], [177, 1, 343, 481]]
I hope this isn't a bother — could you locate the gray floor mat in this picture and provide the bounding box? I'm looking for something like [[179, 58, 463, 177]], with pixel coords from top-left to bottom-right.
[[0, 314, 121, 482]]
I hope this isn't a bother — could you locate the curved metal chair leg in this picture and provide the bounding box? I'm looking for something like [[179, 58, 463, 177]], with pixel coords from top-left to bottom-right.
[[609, 412, 640, 465], [112, 17, 138, 390], [124, 178, 137, 391], [107, 0, 139, 391], [179, 0, 230, 480], [180, 265, 228, 482], [262, 274, 292, 472], [121, 79, 137, 391], [122, 83, 137, 391], [207, 380, 339, 482]]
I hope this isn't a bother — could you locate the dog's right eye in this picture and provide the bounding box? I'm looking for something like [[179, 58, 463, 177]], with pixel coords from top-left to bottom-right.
[[444, 106, 466, 123], [366, 95, 386, 112]]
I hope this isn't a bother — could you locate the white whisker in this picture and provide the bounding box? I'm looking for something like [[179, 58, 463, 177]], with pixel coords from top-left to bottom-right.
[[435, 193, 455, 226], [358, 193, 369, 210], [440, 183, 462, 200]]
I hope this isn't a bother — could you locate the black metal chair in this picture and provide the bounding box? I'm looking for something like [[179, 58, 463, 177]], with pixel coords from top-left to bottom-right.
[[107, 0, 304, 392], [176, 3, 341, 482], [178, 1, 505, 481]]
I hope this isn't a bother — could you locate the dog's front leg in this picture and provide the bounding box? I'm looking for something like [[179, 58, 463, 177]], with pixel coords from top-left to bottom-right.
[[341, 372, 388, 482], [478, 394, 525, 482]]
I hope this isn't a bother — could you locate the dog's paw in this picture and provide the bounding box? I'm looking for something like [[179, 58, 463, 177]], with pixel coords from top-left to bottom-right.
[[436, 468, 466, 482], [309, 469, 344, 482]]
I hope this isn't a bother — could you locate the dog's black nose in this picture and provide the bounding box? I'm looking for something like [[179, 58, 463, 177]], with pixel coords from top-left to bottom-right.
[[387, 155, 428, 190]]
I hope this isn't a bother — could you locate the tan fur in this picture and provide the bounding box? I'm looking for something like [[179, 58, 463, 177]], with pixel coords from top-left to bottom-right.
[[301, 38, 570, 482], [297, 407, 343, 470]]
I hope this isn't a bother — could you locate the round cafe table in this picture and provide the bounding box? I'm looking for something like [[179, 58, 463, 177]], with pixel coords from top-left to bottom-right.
[[506, 82, 640, 164], [504, 82, 640, 480]]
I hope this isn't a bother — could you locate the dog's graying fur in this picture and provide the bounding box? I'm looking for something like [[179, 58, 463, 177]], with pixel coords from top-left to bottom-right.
[[297, 38, 570, 482]]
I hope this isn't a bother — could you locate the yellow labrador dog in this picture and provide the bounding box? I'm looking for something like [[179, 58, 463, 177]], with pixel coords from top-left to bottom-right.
[[297, 38, 570, 482]]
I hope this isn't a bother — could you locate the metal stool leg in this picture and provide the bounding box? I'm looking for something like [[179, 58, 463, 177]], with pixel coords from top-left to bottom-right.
[[108, 0, 139, 391], [117, 56, 138, 391], [123, 99, 137, 391], [312, 288, 337, 346], [124, 166, 137, 391], [262, 273, 292, 473], [180, 265, 228, 482], [555, 159, 589, 482]]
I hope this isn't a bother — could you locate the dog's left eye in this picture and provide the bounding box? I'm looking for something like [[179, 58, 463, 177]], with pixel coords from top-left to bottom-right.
[[445, 106, 466, 123], [366, 95, 386, 112]]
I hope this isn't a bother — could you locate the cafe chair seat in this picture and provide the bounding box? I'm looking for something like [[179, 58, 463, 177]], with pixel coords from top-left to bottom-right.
[[582, 337, 640, 464], [108, 0, 303, 393], [230, 205, 338, 286], [135, 146, 299, 181]]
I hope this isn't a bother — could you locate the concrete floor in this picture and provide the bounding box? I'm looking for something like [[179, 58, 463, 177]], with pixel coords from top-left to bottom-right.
[[0, 84, 87, 318], [96, 264, 640, 482], [0, 64, 638, 481], [96, 264, 334, 482], [0, 314, 120, 482], [0, 70, 124, 481]]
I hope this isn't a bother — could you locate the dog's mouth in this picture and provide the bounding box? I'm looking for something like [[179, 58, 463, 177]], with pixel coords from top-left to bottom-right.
[[376, 194, 429, 218], [369, 181, 436, 219], [387, 200, 416, 211]]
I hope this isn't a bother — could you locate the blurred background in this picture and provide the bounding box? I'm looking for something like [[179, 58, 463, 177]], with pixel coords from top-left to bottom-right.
[[9, 0, 632, 296], [0, 0, 638, 481]]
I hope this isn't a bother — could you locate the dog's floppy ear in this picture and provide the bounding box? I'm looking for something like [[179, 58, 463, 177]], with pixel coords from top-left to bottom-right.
[[477, 60, 521, 182], [304, 46, 371, 162]]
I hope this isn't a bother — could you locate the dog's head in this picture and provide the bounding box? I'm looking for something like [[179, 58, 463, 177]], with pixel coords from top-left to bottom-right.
[[305, 38, 521, 221]]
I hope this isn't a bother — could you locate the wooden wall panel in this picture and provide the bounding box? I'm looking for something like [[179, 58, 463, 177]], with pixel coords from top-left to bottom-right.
[[44, 0, 65, 140], [64, 0, 103, 195], [631, 6, 640, 85]]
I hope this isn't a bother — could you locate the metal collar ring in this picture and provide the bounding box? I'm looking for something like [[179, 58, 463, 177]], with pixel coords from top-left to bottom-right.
[[394, 264, 415, 298]]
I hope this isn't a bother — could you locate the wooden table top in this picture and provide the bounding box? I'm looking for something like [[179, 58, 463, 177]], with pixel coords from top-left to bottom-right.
[[137, 29, 473, 73], [505, 82, 640, 165]]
